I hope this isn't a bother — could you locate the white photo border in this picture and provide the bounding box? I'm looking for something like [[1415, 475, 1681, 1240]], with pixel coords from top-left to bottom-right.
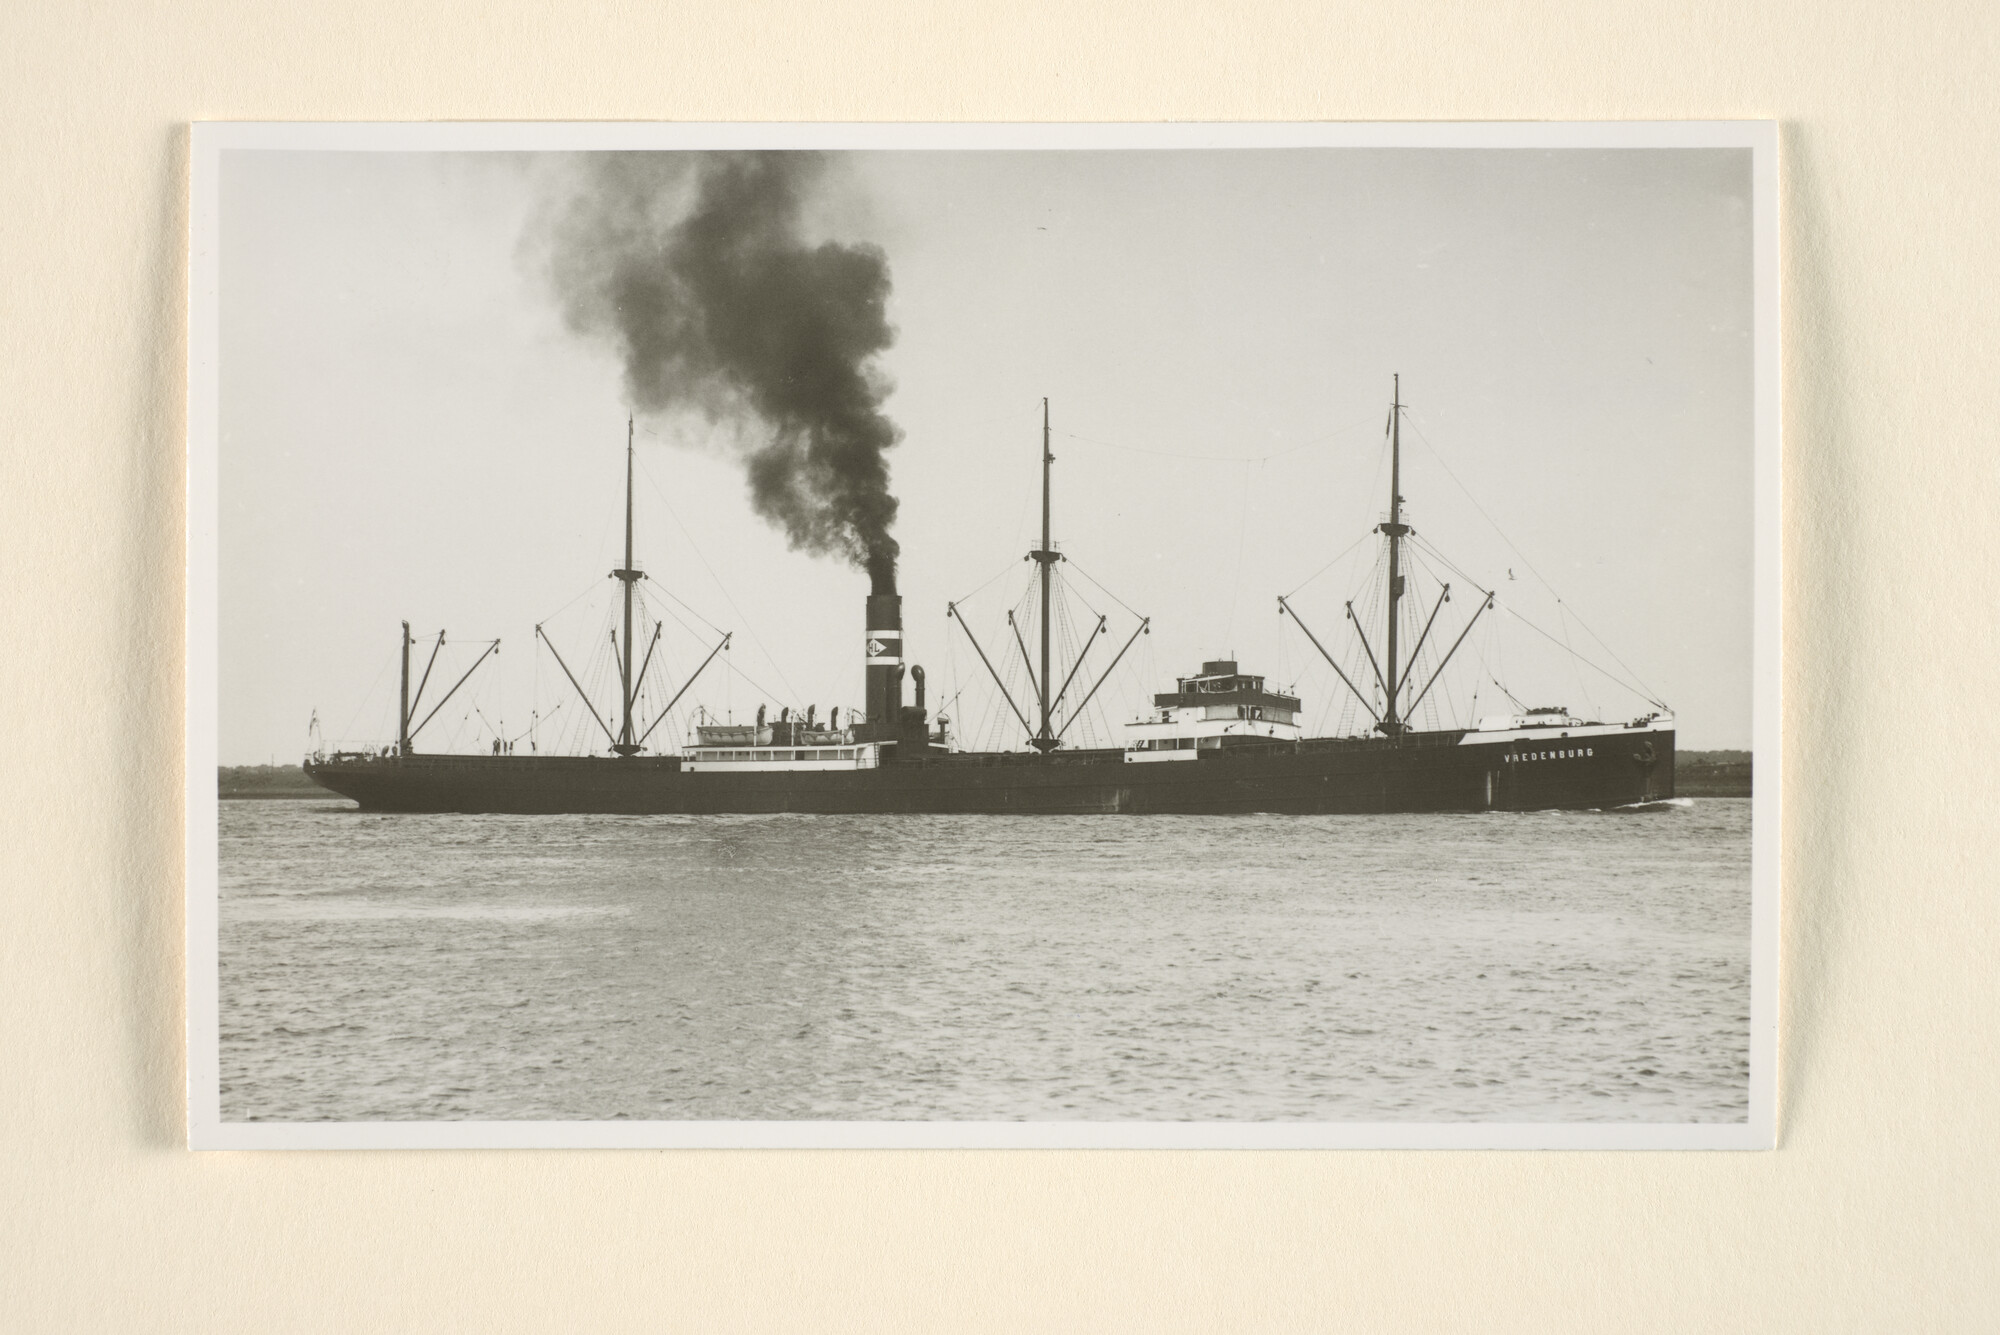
[[186, 120, 1780, 1151]]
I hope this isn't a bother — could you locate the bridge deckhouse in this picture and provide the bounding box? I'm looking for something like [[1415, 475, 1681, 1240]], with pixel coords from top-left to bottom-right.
[[1124, 659, 1304, 761]]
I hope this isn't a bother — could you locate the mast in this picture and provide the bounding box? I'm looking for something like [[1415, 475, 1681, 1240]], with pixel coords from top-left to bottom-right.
[[611, 417, 644, 755], [398, 620, 411, 756], [1381, 374, 1408, 733], [1029, 398, 1060, 752]]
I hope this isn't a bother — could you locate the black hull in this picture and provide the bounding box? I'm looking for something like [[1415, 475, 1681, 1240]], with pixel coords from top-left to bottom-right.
[[304, 727, 1675, 815]]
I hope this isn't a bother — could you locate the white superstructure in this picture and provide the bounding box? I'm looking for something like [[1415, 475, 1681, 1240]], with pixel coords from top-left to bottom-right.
[[1123, 659, 1303, 763]]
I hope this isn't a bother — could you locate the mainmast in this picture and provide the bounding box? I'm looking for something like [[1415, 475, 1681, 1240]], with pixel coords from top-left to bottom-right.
[[1029, 398, 1061, 753], [398, 620, 412, 756], [611, 417, 645, 756], [1380, 374, 1409, 734]]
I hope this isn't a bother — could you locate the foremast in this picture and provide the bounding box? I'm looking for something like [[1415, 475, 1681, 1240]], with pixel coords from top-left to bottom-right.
[[1379, 373, 1409, 734], [610, 417, 646, 756], [1027, 397, 1062, 753]]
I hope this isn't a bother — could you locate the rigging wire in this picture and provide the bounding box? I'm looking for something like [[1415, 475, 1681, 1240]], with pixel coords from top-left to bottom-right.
[[1353, 543, 1389, 716], [651, 582, 728, 639], [1060, 564, 1107, 624], [641, 587, 716, 657], [1401, 415, 1666, 705], [473, 703, 512, 749], [631, 450, 805, 709], [534, 578, 611, 636], [1466, 615, 1520, 715], [942, 624, 965, 748], [1052, 578, 1080, 744], [1282, 530, 1374, 600], [1221, 458, 1257, 653], [1055, 565, 1115, 749], [1003, 580, 1037, 748], [335, 643, 397, 750], [1405, 534, 1486, 595], [976, 597, 1015, 750], [1405, 569, 1443, 731], [1502, 608, 1664, 711], [1558, 602, 1601, 720], [947, 543, 1150, 752], [1398, 546, 1438, 726], [529, 448, 807, 727], [1050, 405, 1384, 464], [1084, 638, 1120, 746], [1486, 618, 1525, 712], [1063, 556, 1147, 621], [720, 655, 803, 720], [949, 559, 1024, 610], [1053, 426, 1322, 463], [1408, 532, 1663, 709]]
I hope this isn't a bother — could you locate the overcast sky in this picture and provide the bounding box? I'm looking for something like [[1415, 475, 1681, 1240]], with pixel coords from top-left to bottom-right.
[[217, 145, 1754, 762]]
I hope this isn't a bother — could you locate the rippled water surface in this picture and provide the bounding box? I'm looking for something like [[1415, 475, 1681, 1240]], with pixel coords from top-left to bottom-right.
[[219, 800, 1751, 1122]]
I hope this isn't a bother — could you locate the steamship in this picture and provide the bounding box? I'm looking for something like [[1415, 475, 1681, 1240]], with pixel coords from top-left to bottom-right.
[[304, 385, 1675, 814]]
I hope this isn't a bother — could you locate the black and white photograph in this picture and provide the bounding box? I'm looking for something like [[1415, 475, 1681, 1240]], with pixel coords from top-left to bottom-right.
[[187, 122, 1778, 1148]]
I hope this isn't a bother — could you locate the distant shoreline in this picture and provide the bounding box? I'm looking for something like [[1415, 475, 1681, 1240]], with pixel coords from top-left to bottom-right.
[[219, 752, 1755, 801], [219, 765, 324, 799], [1675, 751, 1753, 798]]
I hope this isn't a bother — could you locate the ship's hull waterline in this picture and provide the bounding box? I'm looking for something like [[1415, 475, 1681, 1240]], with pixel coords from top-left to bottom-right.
[[304, 725, 1674, 815]]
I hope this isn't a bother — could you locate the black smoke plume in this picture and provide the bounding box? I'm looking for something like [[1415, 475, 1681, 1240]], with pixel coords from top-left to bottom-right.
[[541, 152, 902, 591]]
